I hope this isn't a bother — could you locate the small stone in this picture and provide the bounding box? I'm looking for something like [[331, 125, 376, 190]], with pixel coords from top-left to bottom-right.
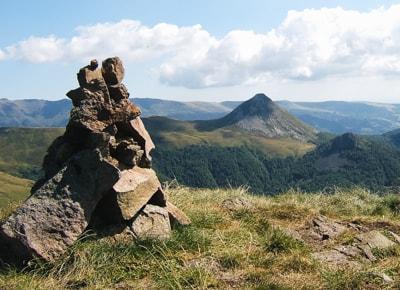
[[356, 230, 395, 249], [102, 57, 125, 86], [221, 197, 253, 212], [128, 117, 155, 162], [334, 245, 363, 258], [309, 215, 347, 241], [357, 244, 377, 261], [131, 205, 171, 240], [166, 201, 191, 226], [77, 59, 104, 88], [115, 140, 143, 167], [312, 250, 350, 265], [113, 167, 164, 220], [388, 231, 400, 243]]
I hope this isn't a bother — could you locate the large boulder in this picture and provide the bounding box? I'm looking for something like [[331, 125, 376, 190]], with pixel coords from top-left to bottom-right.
[[0, 150, 119, 263]]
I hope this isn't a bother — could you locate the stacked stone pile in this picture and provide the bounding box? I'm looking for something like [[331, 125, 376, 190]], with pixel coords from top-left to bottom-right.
[[0, 57, 190, 264]]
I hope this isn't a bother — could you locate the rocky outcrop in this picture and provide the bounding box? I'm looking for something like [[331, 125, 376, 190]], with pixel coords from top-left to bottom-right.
[[0, 57, 190, 265]]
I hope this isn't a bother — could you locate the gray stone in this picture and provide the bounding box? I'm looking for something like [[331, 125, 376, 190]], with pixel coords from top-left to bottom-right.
[[312, 250, 350, 264], [128, 117, 155, 162], [166, 201, 191, 226], [113, 168, 164, 220], [334, 245, 363, 258], [0, 150, 120, 263], [356, 230, 396, 249], [221, 197, 253, 211], [309, 215, 347, 241], [388, 231, 400, 243], [131, 205, 171, 240]]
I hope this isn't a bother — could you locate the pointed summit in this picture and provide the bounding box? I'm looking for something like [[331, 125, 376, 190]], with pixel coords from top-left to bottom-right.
[[197, 93, 317, 142], [230, 93, 276, 119]]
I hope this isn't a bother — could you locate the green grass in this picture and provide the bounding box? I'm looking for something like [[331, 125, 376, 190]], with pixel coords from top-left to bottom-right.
[[0, 171, 32, 209], [1, 185, 400, 289], [0, 124, 313, 182], [144, 117, 315, 157], [0, 127, 64, 179]]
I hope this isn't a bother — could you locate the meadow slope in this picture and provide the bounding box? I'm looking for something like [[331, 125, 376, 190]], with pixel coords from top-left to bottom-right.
[[1, 184, 400, 289]]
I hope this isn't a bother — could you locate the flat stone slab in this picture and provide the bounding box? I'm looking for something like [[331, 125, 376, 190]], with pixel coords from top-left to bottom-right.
[[356, 230, 396, 249], [113, 167, 163, 220]]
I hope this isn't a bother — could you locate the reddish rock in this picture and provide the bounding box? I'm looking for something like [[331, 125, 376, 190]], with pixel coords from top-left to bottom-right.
[[128, 117, 155, 161], [102, 57, 125, 86]]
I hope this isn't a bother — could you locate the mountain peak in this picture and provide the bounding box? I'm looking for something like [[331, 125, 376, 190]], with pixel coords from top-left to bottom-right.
[[196, 93, 317, 142], [251, 93, 273, 102], [233, 93, 276, 119]]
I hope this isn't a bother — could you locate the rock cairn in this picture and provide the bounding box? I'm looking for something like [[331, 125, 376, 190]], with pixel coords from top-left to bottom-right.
[[0, 57, 190, 265]]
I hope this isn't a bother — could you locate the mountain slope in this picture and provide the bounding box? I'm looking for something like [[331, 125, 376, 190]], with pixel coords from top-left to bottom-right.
[[383, 128, 400, 148], [197, 94, 317, 142], [0, 126, 399, 194], [0, 127, 64, 179], [1, 97, 400, 134], [0, 98, 240, 127], [2, 185, 400, 289], [137, 98, 240, 120], [0, 98, 71, 127], [153, 132, 400, 194], [278, 100, 400, 134], [0, 172, 32, 208]]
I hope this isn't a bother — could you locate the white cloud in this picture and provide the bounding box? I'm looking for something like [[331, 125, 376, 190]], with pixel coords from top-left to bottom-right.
[[1, 20, 215, 64], [160, 5, 400, 88], [2, 6, 400, 88]]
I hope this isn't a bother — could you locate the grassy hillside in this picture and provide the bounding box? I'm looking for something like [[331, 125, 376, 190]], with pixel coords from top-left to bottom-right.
[[0, 122, 313, 182], [0, 128, 64, 179], [144, 116, 314, 157], [0, 172, 32, 209], [1, 185, 400, 289]]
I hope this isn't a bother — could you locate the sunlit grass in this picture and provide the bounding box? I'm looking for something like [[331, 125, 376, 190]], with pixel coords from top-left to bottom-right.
[[1, 184, 400, 288]]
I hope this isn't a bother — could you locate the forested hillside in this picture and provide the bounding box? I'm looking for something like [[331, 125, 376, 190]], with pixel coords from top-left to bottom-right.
[[154, 133, 400, 194]]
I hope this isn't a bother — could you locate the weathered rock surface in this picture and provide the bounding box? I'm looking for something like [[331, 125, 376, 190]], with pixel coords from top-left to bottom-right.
[[356, 230, 395, 249], [307, 215, 347, 241], [102, 57, 125, 86], [0, 57, 189, 264], [0, 150, 119, 263], [113, 167, 164, 220], [131, 205, 171, 240], [128, 117, 155, 162], [166, 201, 191, 226], [221, 197, 253, 212]]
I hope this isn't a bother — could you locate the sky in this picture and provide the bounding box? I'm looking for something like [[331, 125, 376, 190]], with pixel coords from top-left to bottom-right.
[[1, 0, 400, 103]]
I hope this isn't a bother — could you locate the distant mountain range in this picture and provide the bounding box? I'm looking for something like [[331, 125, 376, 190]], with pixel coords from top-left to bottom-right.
[[1, 97, 400, 134], [2, 94, 400, 194]]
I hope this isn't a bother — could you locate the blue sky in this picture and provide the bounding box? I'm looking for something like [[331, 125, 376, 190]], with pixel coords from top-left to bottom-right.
[[1, 0, 400, 102]]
